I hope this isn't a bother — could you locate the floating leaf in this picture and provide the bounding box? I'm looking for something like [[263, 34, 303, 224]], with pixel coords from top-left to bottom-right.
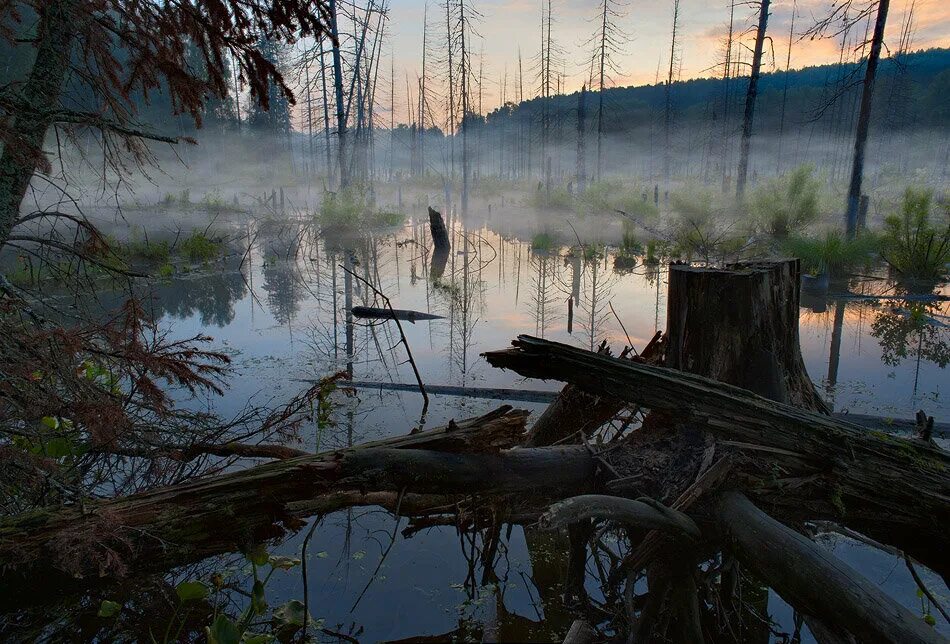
[[175, 580, 209, 602], [272, 599, 309, 628], [316, 551, 328, 559], [268, 555, 300, 570], [40, 416, 59, 430], [206, 614, 241, 644], [97, 600, 121, 618], [924, 614, 936, 627], [352, 550, 366, 560]]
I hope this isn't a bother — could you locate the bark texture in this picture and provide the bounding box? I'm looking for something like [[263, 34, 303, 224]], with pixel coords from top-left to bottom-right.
[[664, 260, 829, 411]]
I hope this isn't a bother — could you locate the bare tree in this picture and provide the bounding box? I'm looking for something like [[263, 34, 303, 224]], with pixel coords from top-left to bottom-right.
[[0, 0, 329, 247], [663, 0, 681, 192], [586, 0, 629, 181], [735, 0, 771, 199]]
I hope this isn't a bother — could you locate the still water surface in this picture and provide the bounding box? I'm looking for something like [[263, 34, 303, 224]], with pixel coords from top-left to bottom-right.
[[89, 210, 950, 641]]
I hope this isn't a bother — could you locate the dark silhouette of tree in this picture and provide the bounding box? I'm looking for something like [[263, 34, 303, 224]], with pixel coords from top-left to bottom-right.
[[0, 0, 330, 249]]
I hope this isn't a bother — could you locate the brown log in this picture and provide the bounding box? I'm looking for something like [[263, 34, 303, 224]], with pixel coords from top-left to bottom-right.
[[525, 332, 663, 447], [717, 491, 944, 644], [0, 408, 569, 591], [483, 336, 950, 577]]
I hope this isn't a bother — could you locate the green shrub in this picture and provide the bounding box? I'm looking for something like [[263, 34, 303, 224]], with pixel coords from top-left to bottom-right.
[[618, 221, 642, 256], [157, 263, 175, 279], [527, 185, 574, 211], [880, 188, 950, 282], [180, 230, 221, 263], [783, 229, 878, 277], [531, 232, 558, 251], [749, 165, 820, 238], [123, 238, 170, 263]]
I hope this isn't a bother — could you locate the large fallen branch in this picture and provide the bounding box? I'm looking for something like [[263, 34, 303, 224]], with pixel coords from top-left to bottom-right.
[[0, 407, 594, 595], [483, 335, 950, 577], [718, 491, 943, 644]]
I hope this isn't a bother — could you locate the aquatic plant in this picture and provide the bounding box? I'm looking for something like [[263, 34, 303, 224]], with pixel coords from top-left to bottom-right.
[[527, 184, 574, 211], [749, 165, 820, 238], [782, 229, 878, 277], [123, 237, 170, 263], [531, 231, 558, 251], [180, 230, 222, 263], [880, 188, 950, 282], [618, 221, 642, 256]]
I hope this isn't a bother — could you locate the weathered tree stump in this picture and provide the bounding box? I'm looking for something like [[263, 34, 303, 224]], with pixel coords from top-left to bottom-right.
[[665, 259, 829, 411]]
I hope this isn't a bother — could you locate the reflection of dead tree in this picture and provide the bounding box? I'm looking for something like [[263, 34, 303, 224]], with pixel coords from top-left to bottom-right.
[[340, 264, 429, 412]]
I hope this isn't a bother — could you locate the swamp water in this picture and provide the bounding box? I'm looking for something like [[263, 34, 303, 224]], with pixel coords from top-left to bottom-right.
[[11, 209, 950, 642]]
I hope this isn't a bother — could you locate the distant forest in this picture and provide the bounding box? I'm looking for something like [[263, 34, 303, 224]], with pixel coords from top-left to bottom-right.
[[491, 47, 950, 136]]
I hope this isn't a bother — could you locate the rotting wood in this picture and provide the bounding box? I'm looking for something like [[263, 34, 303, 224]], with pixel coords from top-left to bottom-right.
[[665, 259, 829, 411], [483, 335, 950, 577], [0, 408, 559, 589], [525, 332, 663, 447], [717, 490, 944, 644], [428, 206, 449, 279]]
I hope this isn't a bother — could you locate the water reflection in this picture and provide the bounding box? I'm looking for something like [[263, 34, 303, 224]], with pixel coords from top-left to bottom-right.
[[28, 214, 945, 642], [150, 268, 247, 328]]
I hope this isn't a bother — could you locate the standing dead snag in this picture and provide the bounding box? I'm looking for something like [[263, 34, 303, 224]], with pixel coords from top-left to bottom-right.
[[428, 206, 450, 279]]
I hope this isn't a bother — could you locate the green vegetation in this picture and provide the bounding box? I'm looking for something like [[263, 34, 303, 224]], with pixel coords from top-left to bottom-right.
[[749, 165, 821, 238], [880, 188, 950, 282], [122, 236, 171, 263], [317, 186, 405, 230], [782, 229, 878, 277], [527, 184, 574, 211], [618, 221, 642, 257], [581, 180, 657, 218], [531, 231, 558, 252], [180, 230, 223, 263]]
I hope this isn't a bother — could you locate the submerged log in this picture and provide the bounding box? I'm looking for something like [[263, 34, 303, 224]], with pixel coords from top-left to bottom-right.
[[351, 306, 444, 323], [718, 491, 943, 644], [483, 335, 950, 577]]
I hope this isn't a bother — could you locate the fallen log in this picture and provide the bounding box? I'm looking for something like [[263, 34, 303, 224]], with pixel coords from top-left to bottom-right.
[[350, 305, 444, 323], [337, 380, 559, 404], [483, 335, 950, 577], [717, 490, 944, 644], [0, 407, 571, 592]]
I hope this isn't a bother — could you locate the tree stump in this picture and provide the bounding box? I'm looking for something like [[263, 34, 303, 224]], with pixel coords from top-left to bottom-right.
[[428, 206, 450, 279], [664, 259, 829, 412]]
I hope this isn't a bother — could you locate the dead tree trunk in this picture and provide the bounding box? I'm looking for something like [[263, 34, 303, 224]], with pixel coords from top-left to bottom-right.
[[664, 260, 829, 411], [735, 0, 771, 198], [845, 0, 889, 238], [428, 206, 450, 279]]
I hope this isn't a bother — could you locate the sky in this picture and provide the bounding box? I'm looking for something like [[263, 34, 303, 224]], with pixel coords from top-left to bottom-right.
[[380, 0, 950, 121]]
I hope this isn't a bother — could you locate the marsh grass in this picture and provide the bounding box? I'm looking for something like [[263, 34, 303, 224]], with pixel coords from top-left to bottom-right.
[[783, 229, 879, 277], [880, 188, 950, 282], [180, 230, 222, 263], [749, 165, 820, 238]]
